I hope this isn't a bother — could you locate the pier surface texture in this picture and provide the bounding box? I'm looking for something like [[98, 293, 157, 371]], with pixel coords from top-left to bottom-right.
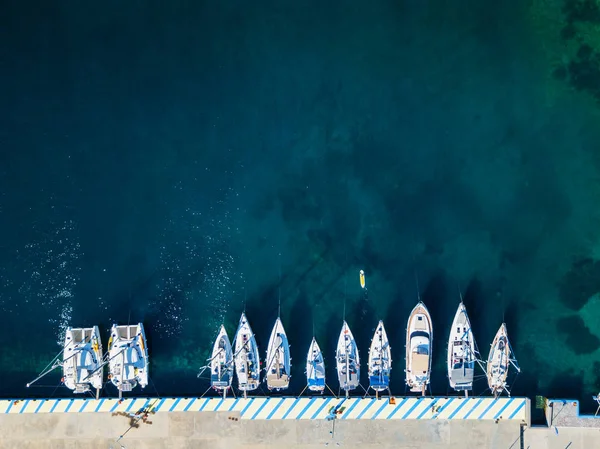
[[0, 396, 599, 448]]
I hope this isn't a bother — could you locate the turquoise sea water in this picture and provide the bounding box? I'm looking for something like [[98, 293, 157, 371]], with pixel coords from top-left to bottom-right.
[[2, 0, 600, 420]]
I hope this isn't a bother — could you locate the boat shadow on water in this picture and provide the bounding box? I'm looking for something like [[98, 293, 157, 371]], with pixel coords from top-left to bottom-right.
[[322, 313, 342, 395], [286, 288, 313, 394], [418, 271, 451, 396], [383, 290, 407, 395], [351, 294, 376, 392]]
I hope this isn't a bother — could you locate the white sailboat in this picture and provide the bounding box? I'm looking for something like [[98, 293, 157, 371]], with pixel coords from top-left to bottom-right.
[[447, 302, 478, 395], [26, 326, 104, 398], [234, 313, 260, 396], [306, 337, 326, 393], [368, 320, 391, 397], [487, 323, 520, 397], [336, 321, 360, 397], [265, 317, 291, 391], [63, 326, 104, 396], [200, 324, 233, 398], [108, 323, 149, 398], [405, 301, 432, 395]]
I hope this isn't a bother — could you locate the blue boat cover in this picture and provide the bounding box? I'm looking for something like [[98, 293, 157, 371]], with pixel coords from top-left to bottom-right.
[[308, 377, 326, 387], [369, 375, 389, 388]]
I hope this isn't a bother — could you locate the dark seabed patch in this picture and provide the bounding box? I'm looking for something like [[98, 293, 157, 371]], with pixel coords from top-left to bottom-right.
[[556, 0, 600, 102], [559, 258, 600, 311], [546, 369, 585, 402], [556, 315, 600, 355]]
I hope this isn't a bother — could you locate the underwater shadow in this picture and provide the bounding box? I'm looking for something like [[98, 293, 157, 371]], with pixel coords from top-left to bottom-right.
[[556, 315, 600, 355], [558, 257, 600, 311], [544, 369, 585, 403], [243, 292, 268, 356], [463, 277, 486, 341], [509, 342, 539, 399], [421, 270, 452, 395], [503, 295, 521, 354], [287, 287, 314, 393], [384, 288, 409, 395], [322, 312, 341, 396], [350, 290, 377, 390]]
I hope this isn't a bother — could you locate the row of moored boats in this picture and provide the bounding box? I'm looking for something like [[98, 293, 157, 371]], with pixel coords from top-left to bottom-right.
[[27, 324, 149, 399], [27, 300, 520, 400], [203, 298, 520, 399]]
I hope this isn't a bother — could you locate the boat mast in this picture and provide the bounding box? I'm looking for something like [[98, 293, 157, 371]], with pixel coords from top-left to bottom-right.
[[277, 264, 281, 383], [243, 347, 248, 400], [345, 338, 349, 399], [343, 272, 349, 398], [218, 347, 222, 389], [243, 331, 248, 399], [219, 347, 227, 399], [276, 344, 280, 381], [458, 288, 474, 398], [378, 325, 383, 400]]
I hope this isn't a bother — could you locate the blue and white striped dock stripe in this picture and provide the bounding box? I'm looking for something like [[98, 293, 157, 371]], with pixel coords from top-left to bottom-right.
[[0, 397, 528, 420]]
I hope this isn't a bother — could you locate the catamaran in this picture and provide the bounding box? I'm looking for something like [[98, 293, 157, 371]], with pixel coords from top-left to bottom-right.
[[108, 323, 149, 398], [26, 326, 104, 398], [368, 320, 391, 397], [487, 323, 520, 397], [265, 317, 291, 391], [405, 301, 433, 395], [234, 312, 260, 396], [306, 337, 325, 393], [447, 301, 478, 395], [336, 321, 360, 397], [63, 326, 104, 396], [198, 324, 234, 398]]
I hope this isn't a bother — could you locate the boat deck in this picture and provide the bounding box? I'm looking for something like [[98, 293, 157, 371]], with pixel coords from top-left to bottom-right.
[[0, 396, 529, 422]]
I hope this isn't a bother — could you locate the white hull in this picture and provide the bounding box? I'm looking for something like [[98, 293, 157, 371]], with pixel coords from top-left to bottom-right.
[[487, 323, 511, 397], [108, 323, 149, 393], [368, 321, 391, 393], [210, 325, 233, 391], [63, 326, 103, 393], [405, 302, 432, 394], [234, 313, 260, 392], [265, 317, 291, 391], [336, 321, 360, 393], [447, 302, 476, 391], [306, 337, 325, 393]]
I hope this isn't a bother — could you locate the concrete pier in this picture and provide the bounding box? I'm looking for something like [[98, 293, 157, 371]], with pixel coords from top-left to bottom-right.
[[0, 411, 524, 449], [544, 398, 600, 428], [0, 396, 530, 421], [0, 396, 598, 448]]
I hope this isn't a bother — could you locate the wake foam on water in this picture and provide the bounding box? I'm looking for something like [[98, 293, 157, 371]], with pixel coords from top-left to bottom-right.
[[16, 219, 81, 346], [152, 185, 241, 340]]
